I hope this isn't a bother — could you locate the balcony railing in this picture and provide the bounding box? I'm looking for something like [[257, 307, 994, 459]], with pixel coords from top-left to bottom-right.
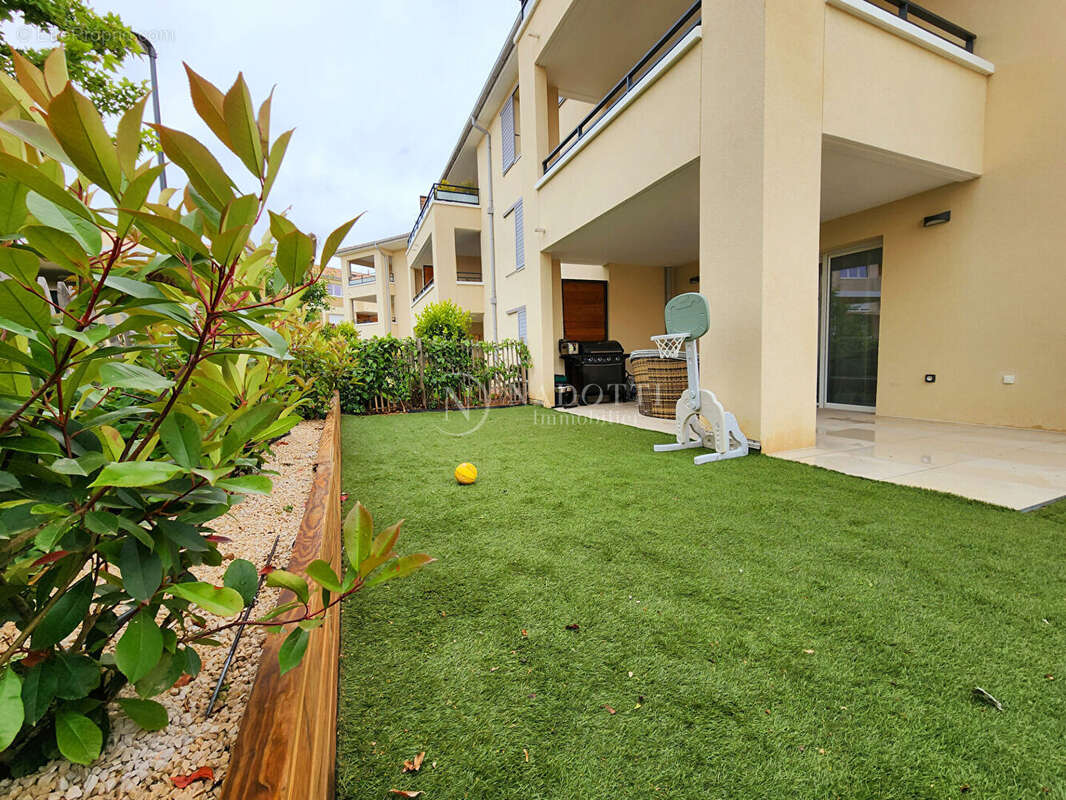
[[543, 0, 701, 174], [349, 274, 375, 287], [457, 271, 483, 283], [412, 279, 435, 305], [407, 183, 480, 248], [869, 0, 976, 52]]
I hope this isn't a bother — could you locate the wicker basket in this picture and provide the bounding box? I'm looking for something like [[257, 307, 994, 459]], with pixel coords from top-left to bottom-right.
[[629, 350, 686, 419]]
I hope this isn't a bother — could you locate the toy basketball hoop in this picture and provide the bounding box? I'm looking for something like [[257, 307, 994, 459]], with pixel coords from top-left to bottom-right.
[[650, 292, 749, 465], [651, 332, 687, 360]]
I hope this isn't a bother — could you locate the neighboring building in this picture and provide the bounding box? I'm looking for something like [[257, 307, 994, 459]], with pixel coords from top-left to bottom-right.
[[374, 0, 1066, 452], [330, 234, 411, 337], [320, 265, 346, 326]]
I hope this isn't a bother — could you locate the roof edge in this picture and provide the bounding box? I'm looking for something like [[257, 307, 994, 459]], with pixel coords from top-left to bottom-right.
[[333, 233, 410, 257]]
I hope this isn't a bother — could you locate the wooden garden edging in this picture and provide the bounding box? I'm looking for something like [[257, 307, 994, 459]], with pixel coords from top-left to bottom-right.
[[220, 394, 342, 800]]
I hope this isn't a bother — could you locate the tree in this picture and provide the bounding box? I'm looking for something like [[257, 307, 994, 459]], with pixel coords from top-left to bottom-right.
[[300, 279, 330, 322], [0, 0, 148, 115], [0, 49, 432, 774], [413, 299, 471, 340]]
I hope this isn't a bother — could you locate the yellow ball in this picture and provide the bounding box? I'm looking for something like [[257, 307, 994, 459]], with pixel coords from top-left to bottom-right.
[[454, 462, 477, 485]]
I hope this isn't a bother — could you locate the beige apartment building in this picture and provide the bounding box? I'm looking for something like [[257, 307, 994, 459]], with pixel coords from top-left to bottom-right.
[[327, 235, 410, 336], [356, 0, 1065, 453]]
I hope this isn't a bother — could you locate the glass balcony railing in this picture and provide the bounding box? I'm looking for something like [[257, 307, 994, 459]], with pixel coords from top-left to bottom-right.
[[407, 183, 479, 248]]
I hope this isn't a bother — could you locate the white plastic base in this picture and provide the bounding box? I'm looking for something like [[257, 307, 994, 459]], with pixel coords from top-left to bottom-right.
[[653, 390, 749, 466]]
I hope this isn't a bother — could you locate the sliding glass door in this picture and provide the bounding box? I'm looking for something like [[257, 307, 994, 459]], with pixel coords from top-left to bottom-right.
[[819, 245, 883, 409]]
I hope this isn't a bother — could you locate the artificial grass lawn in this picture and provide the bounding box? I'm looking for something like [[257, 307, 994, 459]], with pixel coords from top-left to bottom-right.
[[337, 406, 1066, 799]]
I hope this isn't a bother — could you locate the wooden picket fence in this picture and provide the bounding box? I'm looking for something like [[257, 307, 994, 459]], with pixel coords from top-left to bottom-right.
[[365, 339, 528, 414], [220, 394, 342, 800]]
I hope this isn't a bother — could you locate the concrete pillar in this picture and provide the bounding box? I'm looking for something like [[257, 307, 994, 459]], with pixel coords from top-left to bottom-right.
[[373, 251, 388, 330], [698, 0, 823, 452], [432, 226, 457, 301], [518, 50, 560, 406]]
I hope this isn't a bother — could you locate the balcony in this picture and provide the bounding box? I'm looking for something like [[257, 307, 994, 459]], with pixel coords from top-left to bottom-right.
[[408, 183, 479, 249], [542, 0, 701, 175], [822, 0, 993, 193], [412, 279, 435, 306], [536, 1, 701, 251]]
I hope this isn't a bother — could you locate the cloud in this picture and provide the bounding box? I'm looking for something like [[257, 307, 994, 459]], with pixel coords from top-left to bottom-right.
[[98, 0, 519, 252]]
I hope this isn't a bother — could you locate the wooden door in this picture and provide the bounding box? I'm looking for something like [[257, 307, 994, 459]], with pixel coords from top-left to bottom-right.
[[562, 279, 608, 341]]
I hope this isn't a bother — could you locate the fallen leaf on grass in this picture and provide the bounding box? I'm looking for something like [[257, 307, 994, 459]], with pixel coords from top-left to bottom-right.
[[171, 767, 213, 788], [402, 751, 426, 773], [603, 705, 616, 715], [524, 748, 530, 762], [521, 629, 528, 637], [390, 791, 423, 798], [803, 649, 815, 654], [565, 623, 580, 631], [1045, 674, 1054, 681], [972, 686, 1004, 711]]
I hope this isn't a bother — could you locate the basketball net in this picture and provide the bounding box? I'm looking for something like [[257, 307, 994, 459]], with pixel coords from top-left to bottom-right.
[[650, 332, 688, 360]]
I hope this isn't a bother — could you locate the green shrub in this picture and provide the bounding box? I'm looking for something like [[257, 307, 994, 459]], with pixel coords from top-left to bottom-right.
[[287, 323, 532, 418], [413, 299, 471, 340], [290, 320, 359, 419], [0, 52, 434, 774], [345, 335, 419, 413], [321, 320, 360, 348]]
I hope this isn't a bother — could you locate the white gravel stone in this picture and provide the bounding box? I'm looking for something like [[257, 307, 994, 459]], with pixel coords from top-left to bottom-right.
[[0, 420, 324, 800]]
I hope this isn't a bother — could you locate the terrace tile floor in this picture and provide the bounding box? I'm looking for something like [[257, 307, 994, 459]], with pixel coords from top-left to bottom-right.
[[559, 402, 1066, 511]]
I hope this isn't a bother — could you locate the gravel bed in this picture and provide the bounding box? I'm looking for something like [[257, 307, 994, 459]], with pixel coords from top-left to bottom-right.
[[1, 419, 325, 800]]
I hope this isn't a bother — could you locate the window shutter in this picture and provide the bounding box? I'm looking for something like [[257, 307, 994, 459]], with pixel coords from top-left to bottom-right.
[[501, 94, 515, 170], [514, 199, 524, 269], [517, 307, 527, 343]]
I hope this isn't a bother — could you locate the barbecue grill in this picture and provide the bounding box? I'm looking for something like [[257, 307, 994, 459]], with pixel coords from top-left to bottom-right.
[[558, 340, 629, 404]]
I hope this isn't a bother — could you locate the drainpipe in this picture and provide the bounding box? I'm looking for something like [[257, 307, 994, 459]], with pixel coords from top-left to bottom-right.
[[470, 115, 499, 342]]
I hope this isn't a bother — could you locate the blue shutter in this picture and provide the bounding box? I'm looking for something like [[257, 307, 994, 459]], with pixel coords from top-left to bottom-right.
[[514, 199, 524, 269], [517, 307, 527, 343], [501, 94, 515, 171]]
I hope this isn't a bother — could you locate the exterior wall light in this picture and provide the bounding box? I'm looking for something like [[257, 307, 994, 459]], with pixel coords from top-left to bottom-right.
[[923, 210, 951, 227]]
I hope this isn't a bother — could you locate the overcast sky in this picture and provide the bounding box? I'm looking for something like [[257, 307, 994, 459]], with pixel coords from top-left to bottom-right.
[[65, 1, 518, 252]]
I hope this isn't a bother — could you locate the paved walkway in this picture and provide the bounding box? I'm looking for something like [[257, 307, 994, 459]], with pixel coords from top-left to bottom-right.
[[557, 402, 1066, 511]]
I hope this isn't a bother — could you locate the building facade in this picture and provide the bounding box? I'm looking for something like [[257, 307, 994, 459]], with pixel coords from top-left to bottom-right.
[[357, 0, 1065, 452], [326, 234, 411, 337]]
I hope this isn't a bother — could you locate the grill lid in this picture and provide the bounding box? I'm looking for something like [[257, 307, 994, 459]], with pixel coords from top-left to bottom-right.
[[574, 340, 623, 354]]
